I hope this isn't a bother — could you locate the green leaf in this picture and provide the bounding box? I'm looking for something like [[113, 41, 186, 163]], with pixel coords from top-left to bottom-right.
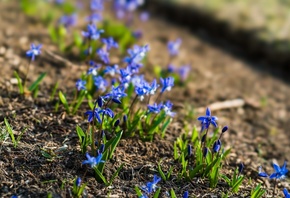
[[50, 81, 59, 101], [72, 91, 86, 114], [158, 161, 167, 181], [232, 176, 244, 193], [14, 71, 24, 94], [4, 118, 16, 147], [188, 164, 204, 179], [29, 72, 46, 91], [148, 112, 166, 134], [94, 167, 108, 185], [134, 186, 143, 197], [108, 131, 123, 159], [161, 117, 172, 138], [170, 188, 177, 198], [221, 174, 231, 185], [58, 91, 70, 113], [108, 163, 124, 186], [153, 188, 161, 198]]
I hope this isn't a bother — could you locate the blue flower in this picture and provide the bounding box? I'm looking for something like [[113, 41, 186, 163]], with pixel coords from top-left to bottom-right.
[[104, 86, 127, 104], [258, 166, 269, 177], [104, 65, 119, 76], [59, 14, 77, 29], [162, 100, 176, 117], [84, 108, 102, 123], [183, 191, 189, 198], [142, 175, 161, 194], [99, 107, 114, 118], [140, 11, 149, 22], [76, 79, 86, 91], [139, 194, 148, 198], [160, 77, 174, 93], [87, 13, 102, 24], [167, 38, 182, 56], [82, 152, 105, 168], [90, 0, 103, 11], [82, 24, 104, 40], [75, 177, 81, 187], [212, 139, 221, 153], [269, 161, 288, 180], [124, 44, 149, 66], [97, 48, 110, 64], [120, 67, 132, 81], [93, 76, 108, 92], [178, 65, 190, 81], [197, 107, 218, 129], [135, 81, 151, 101], [148, 103, 162, 114], [283, 188, 290, 198], [26, 43, 42, 61], [148, 79, 159, 95], [87, 61, 101, 76], [101, 37, 119, 51]]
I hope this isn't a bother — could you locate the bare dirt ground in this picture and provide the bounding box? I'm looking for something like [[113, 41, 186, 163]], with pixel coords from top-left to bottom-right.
[[0, 1, 289, 197]]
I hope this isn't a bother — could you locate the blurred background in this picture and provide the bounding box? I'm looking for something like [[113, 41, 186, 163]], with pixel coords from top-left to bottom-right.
[[146, 0, 290, 68]]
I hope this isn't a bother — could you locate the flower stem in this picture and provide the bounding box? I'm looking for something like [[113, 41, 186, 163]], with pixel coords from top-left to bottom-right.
[[23, 59, 32, 92]]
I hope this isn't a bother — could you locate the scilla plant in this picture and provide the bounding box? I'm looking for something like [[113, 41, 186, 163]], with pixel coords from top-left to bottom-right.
[[173, 108, 234, 189], [14, 43, 46, 97]]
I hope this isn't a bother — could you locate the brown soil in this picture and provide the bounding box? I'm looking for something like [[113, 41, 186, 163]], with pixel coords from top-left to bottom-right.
[[0, 1, 289, 198]]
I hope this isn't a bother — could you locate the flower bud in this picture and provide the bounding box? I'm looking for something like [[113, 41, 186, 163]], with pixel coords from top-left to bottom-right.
[[75, 177, 81, 187], [222, 126, 228, 133], [114, 119, 120, 127], [187, 144, 192, 156]]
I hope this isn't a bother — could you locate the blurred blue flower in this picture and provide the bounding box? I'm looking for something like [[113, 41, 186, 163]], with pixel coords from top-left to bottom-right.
[[104, 86, 127, 104], [104, 64, 119, 76], [148, 79, 159, 95], [90, 0, 103, 11], [148, 103, 162, 114], [132, 30, 143, 39], [142, 175, 161, 194], [93, 76, 108, 92], [183, 191, 189, 198], [167, 38, 182, 56], [124, 44, 149, 66], [101, 37, 119, 51], [258, 166, 269, 177], [76, 79, 86, 91], [99, 107, 114, 118], [82, 24, 104, 40], [75, 177, 81, 187], [97, 48, 110, 64], [59, 14, 77, 29], [162, 100, 175, 117], [26, 43, 42, 61], [84, 108, 102, 123], [178, 65, 190, 81], [283, 188, 290, 198], [82, 152, 105, 168], [212, 139, 221, 153], [87, 13, 102, 24], [140, 11, 149, 22], [269, 161, 288, 180], [160, 77, 174, 93], [87, 61, 101, 76], [197, 107, 218, 129]]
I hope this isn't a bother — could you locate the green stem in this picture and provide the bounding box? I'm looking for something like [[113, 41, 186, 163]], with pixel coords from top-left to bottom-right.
[[23, 59, 32, 91]]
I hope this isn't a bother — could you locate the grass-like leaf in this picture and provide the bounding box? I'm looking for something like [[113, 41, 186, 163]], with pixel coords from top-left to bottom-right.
[[29, 72, 46, 91], [59, 91, 70, 113], [14, 71, 24, 94]]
